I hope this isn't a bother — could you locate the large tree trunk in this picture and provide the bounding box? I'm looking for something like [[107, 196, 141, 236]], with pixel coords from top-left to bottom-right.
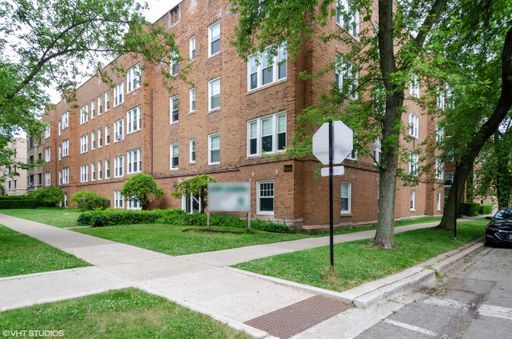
[[439, 26, 512, 229]]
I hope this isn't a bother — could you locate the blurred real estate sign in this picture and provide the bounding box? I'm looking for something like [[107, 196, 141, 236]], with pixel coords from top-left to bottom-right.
[[208, 182, 251, 212]]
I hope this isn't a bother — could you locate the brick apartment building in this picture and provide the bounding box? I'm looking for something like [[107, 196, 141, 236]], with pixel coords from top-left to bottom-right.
[[40, 0, 445, 229], [1, 138, 28, 196]]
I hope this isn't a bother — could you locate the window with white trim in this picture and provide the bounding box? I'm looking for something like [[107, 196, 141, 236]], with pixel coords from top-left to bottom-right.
[[340, 182, 352, 214], [105, 125, 111, 145], [127, 64, 141, 93], [410, 190, 416, 211], [437, 191, 442, 211], [435, 124, 444, 143], [408, 153, 419, 176], [189, 139, 196, 163], [114, 190, 124, 209], [170, 51, 180, 76], [189, 88, 196, 112], [127, 106, 142, 133], [80, 164, 89, 183], [80, 135, 89, 154], [336, 0, 360, 37], [435, 158, 444, 180], [62, 139, 69, 157], [58, 122, 62, 136], [208, 78, 221, 111], [80, 105, 88, 124], [62, 111, 69, 129], [105, 91, 111, 111], [114, 82, 124, 107], [247, 113, 286, 156], [91, 163, 96, 181], [126, 197, 141, 210], [208, 21, 220, 57], [44, 126, 51, 139], [248, 43, 287, 91], [58, 171, 62, 185], [114, 119, 124, 142], [189, 36, 196, 60], [127, 149, 142, 174], [44, 147, 51, 162], [409, 74, 420, 98], [257, 180, 274, 215], [408, 113, 419, 139], [374, 137, 382, 163], [98, 95, 103, 115], [208, 133, 220, 165], [98, 128, 103, 147], [91, 99, 96, 118], [62, 167, 69, 184], [58, 145, 62, 161], [45, 172, 51, 187], [97, 161, 103, 180], [170, 144, 179, 170], [105, 160, 111, 179], [335, 56, 359, 99], [91, 131, 96, 150], [436, 86, 446, 110], [170, 96, 179, 123], [114, 156, 124, 178]]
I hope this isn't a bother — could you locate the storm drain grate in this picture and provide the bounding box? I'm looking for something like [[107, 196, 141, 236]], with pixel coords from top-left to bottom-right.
[[244, 295, 351, 338]]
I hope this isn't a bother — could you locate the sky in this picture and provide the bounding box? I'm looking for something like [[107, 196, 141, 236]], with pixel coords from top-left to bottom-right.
[[47, 0, 182, 104]]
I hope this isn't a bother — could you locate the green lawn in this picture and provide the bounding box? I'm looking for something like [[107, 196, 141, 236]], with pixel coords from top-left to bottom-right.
[[0, 208, 82, 228], [0, 225, 88, 277], [234, 221, 487, 292], [0, 288, 247, 339], [76, 224, 311, 256]]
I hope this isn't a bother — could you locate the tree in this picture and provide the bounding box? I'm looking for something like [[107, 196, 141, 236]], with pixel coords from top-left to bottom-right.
[[230, 0, 447, 248], [171, 175, 216, 213], [70, 190, 110, 210], [121, 173, 163, 210], [0, 0, 180, 168], [27, 187, 64, 206]]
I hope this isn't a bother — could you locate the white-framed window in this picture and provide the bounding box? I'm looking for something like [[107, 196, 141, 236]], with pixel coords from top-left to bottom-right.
[[58, 171, 62, 185], [44, 126, 51, 139], [91, 163, 96, 181], [105, 91, 111, 111], [445, 172, 454, 185], [80, 164, 89, 183], [91, 131, 96, 150], [127, 149, 142, 174], [80, 135, 89, 154], [189, 36, 196, 60], [435, 158, 444, 180], [248, 43, 287, 91], [410, 74, 420, 98], [127, 64, 142, 93], [335, 56, 359, 99], [44, 172, 51, 187], [105, 125, 111, 145], [208, 21, 221, 57], [98, 128, 103, 147], [436, 86, 446, 110], [98, 95, 103, 115], [58, 122, 62, 136], [182, 192, 201, 213], [127, 197, 141, 210], [336, 0, 360, 37], [114, 156, 124, 178], [97, 161, 103, 180], [91, 99, 96, 118], [58, 145, 62, 161], [208, 133, 220, 165], [114, 82, 124, 107], [410, 190, 416, 211], [62, 168, 69, 184], [437, 191, 442, 211], [170, 51, 180, 76], [170, 96, 179, 123], [374, 137, 382, 163], [104, 160, 111, 179], [62, 111, 69, 129], [114, 190, 124, 209], [247, 113, 286, 156], [80, 105, 89, 124], [44, 147, 51, 162], [435, 124, 444, 143], [170, 144, 179, 170], [189, 139, 196, 163], [114, 119, 124, 142], [257, 180, 274, 215], [127, 106, 142, 133], [340, 182, 352, 214], [408, 153, 419, 176], [189, 88, 196, 113], [408, 113, 420, 139], [208, 77, 221, 112], [62, 139, 69, 157]]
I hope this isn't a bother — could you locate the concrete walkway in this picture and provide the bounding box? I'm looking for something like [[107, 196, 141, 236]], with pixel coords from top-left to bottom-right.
[[0, 214, 469, 337]]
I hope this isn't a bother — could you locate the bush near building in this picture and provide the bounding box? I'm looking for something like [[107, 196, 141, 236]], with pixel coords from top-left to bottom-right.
[[27, 187, 64, 207], [121, 173, 164, 210], [0, 196, 41, 208], [479, 204, 493, 215], [70, 190, 110, 210], [460, 202, 481, 216]]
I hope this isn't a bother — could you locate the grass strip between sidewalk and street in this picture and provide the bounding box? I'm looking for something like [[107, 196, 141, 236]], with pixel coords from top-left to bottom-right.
[[0, 288, 247, 338], [234, 220, 487, 292], [0, 208, 82, 228], [0, 225, 88, 278]]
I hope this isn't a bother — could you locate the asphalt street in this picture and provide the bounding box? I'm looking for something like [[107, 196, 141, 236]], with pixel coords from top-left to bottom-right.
[[358, 246, 512, 339]]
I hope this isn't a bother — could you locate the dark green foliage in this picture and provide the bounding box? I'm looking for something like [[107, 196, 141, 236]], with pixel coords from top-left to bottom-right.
[[121, 173, 164, 210], [461, 202, 481, 216], [0, 197, 41, 208], [479, 204, 493, 215], [70, 190, 110, 211], [27, 187, 64, 207]]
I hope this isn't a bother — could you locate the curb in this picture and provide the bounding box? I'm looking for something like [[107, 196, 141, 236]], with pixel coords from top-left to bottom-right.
[[229, 240, 484, 310]]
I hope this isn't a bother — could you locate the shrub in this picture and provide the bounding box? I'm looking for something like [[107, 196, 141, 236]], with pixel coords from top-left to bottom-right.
[[121, 173, 163, 210], [479, 204, 493, 214], [27, 187, 64, 207], [0, 197, 41, 208], [71, 190, 110, 211], [461, 202, 480, 216], [77, 209, 168, 226]]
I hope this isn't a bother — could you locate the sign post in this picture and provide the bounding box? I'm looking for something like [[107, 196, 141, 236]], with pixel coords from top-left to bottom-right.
[[312, 120, 353, 269]]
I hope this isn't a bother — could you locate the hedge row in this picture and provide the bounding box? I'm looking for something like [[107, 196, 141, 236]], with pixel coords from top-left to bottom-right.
[[0, 198, 42, 209], [77, 209, 295, 233], [460, 202, 493, 216]]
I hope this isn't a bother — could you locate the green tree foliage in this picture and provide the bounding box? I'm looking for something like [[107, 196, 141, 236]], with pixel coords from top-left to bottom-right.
[[70, 190, 110, 210], [171, 175, 216, 213], [27, 187, 64, 207], [0, 0, 180, 167], [121, 173, 163, 210]]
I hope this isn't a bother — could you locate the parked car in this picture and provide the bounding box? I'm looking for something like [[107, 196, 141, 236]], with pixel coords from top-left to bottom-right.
[[485, 208, 512, 247]]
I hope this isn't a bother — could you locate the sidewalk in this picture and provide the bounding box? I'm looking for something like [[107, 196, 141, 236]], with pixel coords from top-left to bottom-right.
[[0, 214, 473, 338]]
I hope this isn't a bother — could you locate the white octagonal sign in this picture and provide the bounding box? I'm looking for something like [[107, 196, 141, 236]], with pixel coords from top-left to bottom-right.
[[312, 121, 353, 165]]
